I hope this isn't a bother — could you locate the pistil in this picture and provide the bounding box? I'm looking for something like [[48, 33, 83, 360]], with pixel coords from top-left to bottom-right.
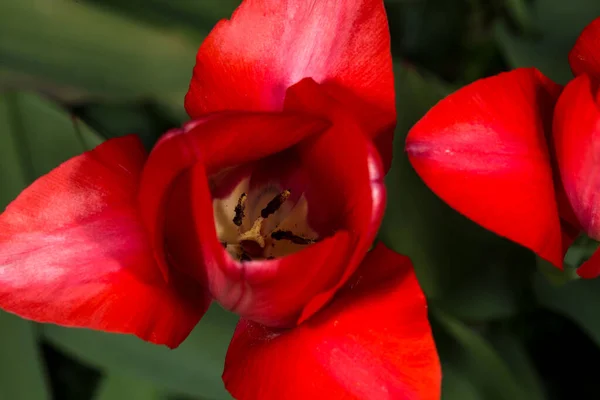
[[238, 216, 267, 249], [219, 188, 319, 262]]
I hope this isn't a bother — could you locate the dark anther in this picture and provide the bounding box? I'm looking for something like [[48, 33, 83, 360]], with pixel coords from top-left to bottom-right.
[[261, 189, 291, 218], [271, 230, 317, 245], [267, 256, 275, 260], [220, 241, 228, 248], [233, 193, 247, 226], [240, 252, 253, 262]]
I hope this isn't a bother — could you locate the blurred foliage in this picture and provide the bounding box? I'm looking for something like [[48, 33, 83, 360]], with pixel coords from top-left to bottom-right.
[[1, 0, 600, 399], [43, 304, 237, 399], [495, 0, 600, 83], [0, 312, 50, 399]]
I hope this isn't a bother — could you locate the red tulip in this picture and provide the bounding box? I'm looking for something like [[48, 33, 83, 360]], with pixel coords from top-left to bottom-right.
[[405, 17, 600, 277], [142, 80, 387, 329], [0, 0, 441, 398]]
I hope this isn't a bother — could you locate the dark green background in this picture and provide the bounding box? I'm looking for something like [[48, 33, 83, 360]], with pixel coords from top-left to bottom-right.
[[1, 0, 600, 399]]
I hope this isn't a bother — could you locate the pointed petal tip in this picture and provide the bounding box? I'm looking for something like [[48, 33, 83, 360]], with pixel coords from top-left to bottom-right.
[[569, 17, 600, 81], [406, 68, 565, 268]]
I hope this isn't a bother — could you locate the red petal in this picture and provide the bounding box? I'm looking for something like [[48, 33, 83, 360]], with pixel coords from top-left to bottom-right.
[[569, 17, 600, 81], [284, 78, 387, 324], [577, 247, 600, 279], [223, 244, 441, 400], [553, 74, 600, 240], [185, 0, 395, 143], [406, 68, 565, 267], [0, 136, 209, 348]]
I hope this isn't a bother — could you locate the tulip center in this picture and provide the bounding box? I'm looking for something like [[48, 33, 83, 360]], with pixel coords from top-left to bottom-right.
[[214, 184, 320, 262]]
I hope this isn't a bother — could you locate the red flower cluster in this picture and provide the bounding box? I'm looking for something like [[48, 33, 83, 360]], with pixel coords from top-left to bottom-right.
[[0, 0, 441, 398], [406, 17, 600, 278]]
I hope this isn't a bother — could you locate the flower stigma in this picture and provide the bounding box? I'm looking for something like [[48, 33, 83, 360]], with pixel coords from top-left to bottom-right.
[[215, 187, 321, 262]]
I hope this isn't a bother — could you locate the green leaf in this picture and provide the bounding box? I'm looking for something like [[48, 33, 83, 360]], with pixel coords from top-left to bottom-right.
[[0, 0, 199, 109], [441, 364, 480, 400], [495, 0, 600, 84], [0, 94, 29, 206], [535, 270, 600, 348], [431, 256, 527, 321], [386, 0, 471, 82], [503, 0, 531, 31], [433, 310, 532, 400], [87, 0, 239, 35], [486, 330, 545, 400], [0, 311, 50, 400], [536, 256, 579, 286], [42, 304, 237, 400], [93, 374, 164, 400]]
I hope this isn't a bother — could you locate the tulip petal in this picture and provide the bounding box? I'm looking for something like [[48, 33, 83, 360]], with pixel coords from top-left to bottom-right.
[[283, 78, 386, 323], [569, 17, 600, 81], [223, 244, 441, 400], [185, 0, 395, 143], [553, 74, 600, 241], [139, 112, 328, 285], [0, 136, 209, 348], [406, 68, 565, 267], [576, 247, 600, 279]]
